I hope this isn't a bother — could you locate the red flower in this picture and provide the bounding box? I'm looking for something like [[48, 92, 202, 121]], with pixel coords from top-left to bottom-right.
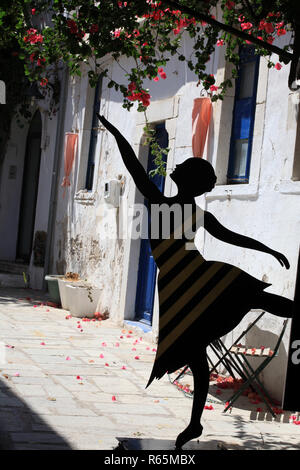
[[31, 8, 36, 15], [225, 0, 235, 9], [40, 78, 48, 87], [277, 28, 286, 36], [37, 58, 45, 67], [90, 24, 99, 34], [153, 76, 159, 82], [210, 85, 218, 92], [67, 20, 78, 34], [112, 395, 117, 401], [160, 72, 167, 80], [217, 39, 224, 46], [275, 62, 282, 70]]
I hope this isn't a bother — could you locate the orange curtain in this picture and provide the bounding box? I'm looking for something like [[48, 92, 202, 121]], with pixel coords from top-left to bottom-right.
[[192, 97, 212, 158], [61, 132, 78, 197]]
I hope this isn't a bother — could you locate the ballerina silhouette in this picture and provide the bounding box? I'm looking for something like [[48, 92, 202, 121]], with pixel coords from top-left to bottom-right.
[[97, 114, 294, 449]]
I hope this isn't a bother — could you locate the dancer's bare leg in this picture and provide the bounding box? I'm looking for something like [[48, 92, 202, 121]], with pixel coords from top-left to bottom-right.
[[252, 292, 294, 318], [175, 350, 209, 449]]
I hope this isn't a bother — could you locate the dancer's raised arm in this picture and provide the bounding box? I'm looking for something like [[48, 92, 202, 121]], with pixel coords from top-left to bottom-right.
[[97, 114, 163, 201], [204, 211, 290, 269]]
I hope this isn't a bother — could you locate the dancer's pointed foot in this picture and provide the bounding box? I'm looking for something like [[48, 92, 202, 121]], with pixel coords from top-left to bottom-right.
[[175, 423, 203, 449]]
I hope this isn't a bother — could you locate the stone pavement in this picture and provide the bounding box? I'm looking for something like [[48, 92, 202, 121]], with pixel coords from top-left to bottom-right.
[[0, 286, 299, 451]]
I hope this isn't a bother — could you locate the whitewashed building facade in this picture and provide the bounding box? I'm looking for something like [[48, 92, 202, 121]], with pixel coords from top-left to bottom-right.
[[0, 29, 299, 401]]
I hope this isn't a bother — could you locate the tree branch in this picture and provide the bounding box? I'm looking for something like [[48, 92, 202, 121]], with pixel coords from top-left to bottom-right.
[[162, 0, 293, 63]]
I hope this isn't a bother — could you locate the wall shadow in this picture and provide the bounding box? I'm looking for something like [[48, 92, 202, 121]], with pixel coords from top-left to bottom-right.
[[0, 378, 72, 450]]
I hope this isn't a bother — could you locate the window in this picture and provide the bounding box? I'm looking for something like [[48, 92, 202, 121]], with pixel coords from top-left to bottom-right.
[[85, 78, 102, 190], [227, 46, 260, 184]]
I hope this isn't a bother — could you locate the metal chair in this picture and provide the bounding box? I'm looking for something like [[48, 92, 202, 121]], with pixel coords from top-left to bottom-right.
[[223, 319, 289, 417], [172, 311, 266, 385]]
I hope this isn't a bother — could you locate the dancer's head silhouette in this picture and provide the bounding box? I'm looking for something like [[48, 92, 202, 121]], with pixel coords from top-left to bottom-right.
[[170, 158, 217, 198]]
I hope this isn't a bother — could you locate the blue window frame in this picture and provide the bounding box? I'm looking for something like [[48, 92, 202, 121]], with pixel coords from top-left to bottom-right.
[[227, 46, 260, 184], [85, 78, 102, 190]]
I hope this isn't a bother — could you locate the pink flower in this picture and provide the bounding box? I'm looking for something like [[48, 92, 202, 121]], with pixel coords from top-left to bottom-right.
[[134, 356, 140, 360], [66, 356, 71, 361], [210, 85, 218, 92], [153, 76, 159, 82], [105, 363, 109, 367], [275, 62, 282, 70], [40, 342, 45, 346], [240, 22, 253, 31], [101, 342, 107, 347], [14, 372, 20, 377], [31, 8, 36, 15], [160, 72, 167, 80], [112, 395, 117, 401], [217, 39, 224, 46], [121, 366, 126, 370], [99, 354, 104, 358]]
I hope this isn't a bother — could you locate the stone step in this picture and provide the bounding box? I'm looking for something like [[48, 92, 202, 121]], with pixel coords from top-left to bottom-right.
[[0, 260, 29, 275], [0, 273, 27, 288]]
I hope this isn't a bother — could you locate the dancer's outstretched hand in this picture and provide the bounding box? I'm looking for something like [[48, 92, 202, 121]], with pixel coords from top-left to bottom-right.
[[272, 250, 290, 269]]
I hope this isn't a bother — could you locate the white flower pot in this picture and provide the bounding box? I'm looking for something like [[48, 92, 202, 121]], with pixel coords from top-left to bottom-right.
[[58, 279, 79, 310], [64, 284, 101, 318]]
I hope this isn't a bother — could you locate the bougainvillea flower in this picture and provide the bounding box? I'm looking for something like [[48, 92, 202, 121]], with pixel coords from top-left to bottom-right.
[[134, 356, 140, 360], [240, 22, 253, 31], [121, 366, 126, 370], [90, 24, 99, 34], [210, 85, 218, 92], [112, 395, 117, 401], [153, 76, 159, 82], [40, 342, 45, 345], [105, 363, 109, 367], [66, 356, 71, 361], [217, 39, 224, 46], [99, 354, 104, 358], [40, 78, 48, 87], [277, 28, 287, 36]]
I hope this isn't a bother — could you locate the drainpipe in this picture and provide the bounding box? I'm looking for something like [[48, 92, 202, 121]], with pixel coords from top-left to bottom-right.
[[42, 66, 69, 289]]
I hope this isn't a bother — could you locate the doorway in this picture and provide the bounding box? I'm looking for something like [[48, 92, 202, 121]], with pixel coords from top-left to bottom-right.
[[134, 122, 168, 325], [16, 111, 42, 264]]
